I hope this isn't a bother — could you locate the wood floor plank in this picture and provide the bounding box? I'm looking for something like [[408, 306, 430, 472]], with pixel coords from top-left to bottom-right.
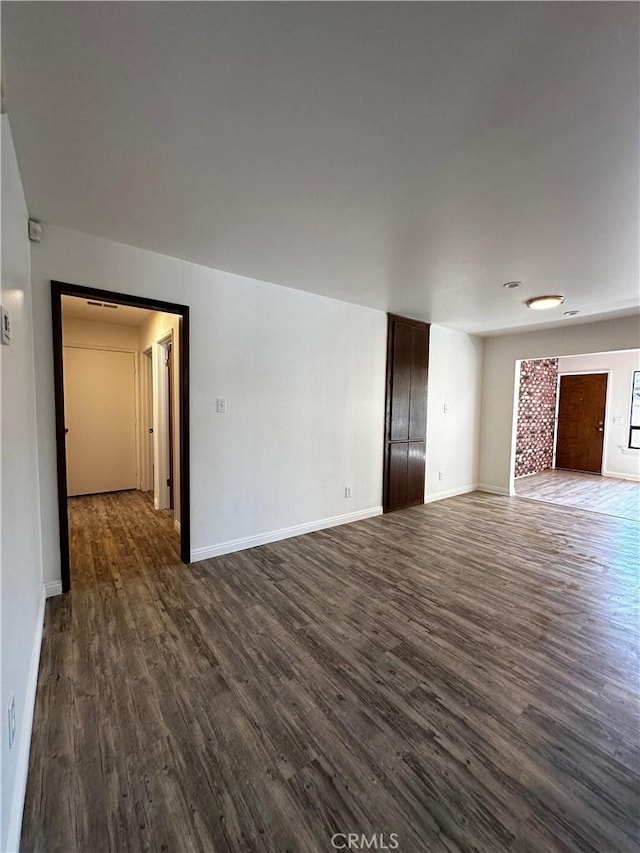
[[515, 468, 640, 521], [20, 489, 640, 852]]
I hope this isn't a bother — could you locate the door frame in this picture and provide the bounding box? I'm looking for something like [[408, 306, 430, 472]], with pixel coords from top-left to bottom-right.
[[52, 280, 191, 592], [141, 348, 154, 492], [153, 332, 174, 511], [553, 369, 611, 474]]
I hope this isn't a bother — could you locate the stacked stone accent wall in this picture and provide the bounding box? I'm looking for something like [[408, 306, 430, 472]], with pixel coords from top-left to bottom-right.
[[515, 358, 558, 478]]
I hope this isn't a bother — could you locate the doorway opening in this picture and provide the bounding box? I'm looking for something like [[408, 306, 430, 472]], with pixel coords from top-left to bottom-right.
[[52, 281, 190, 592], [510, 349, 640, 521]]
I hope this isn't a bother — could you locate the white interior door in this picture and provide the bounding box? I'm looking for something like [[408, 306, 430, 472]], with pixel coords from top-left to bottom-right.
[[140, 349, 154, 492], [64, 346, 137, 496], [152, 339, 171, 510]]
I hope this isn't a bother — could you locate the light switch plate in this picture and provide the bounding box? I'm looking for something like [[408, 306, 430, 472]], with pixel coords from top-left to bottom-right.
[[216, 398, 226, 413], [1, 306, 10, 345]]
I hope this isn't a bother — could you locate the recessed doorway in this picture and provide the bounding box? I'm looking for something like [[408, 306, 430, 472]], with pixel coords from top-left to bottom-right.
[[52, 281, 190, 592], [511, 349, 640, 521]]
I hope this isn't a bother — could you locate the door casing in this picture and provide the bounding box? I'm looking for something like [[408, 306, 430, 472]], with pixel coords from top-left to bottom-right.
[[141, 349, 154, 492], [152, 333, 174, 511], [52, 280, 191, 592]]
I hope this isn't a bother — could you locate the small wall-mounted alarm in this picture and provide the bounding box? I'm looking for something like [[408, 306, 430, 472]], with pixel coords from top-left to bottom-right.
[[1, 305, 11, 345], [28, 219, 43, 242]]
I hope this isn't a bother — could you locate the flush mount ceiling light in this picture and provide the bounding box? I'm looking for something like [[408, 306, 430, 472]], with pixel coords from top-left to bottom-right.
[[502, 280, 521, 289], [525, 295, 565, 311]]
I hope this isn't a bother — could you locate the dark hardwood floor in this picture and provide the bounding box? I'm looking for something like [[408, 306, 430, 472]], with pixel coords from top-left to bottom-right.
[[21, 491, 639, 852], [67, 490, 181, 590]]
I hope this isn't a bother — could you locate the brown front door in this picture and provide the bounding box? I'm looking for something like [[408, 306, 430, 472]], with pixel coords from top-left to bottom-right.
[[383, 314, 430, 512], [555, 373, 607, 473]]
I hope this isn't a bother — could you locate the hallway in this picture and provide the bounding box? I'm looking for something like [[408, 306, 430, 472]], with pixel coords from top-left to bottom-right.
[[68, 490, 181, 588]]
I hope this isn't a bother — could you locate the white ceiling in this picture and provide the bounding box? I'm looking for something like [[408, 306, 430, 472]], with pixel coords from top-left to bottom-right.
[[3, 2, 639, 335], [62, 295, 153, 327]]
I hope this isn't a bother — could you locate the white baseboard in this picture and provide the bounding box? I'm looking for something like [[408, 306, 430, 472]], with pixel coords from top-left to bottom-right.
[[191, 506, 383, 562], [174, 519, 181, 534], [44, 580, 63, 598], [424, 484, 478, 503], [477, 483, 512, 496], [602, 469, 640, 482], [6, 587, 46, 853]]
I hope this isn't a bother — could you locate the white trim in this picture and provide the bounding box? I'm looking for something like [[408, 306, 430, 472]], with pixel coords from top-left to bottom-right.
[[424, 484, 478, 504], [152, 341, 168, 509], [6, 588, 45, 853], [557, 369, 611, 375], [508, 359, 524, 495], [174, 519, 181, 534], [477, 484, 512, 496], [191, 507, 383, 562], [44, 580, 63, 598], [602, 469, 640, 482], [152, 335, 174, 510], [551, 368, 562, 468]]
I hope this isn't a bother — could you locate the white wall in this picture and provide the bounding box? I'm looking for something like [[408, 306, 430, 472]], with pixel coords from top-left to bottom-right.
[[557, 349, 640, 481], [425, 325, 483, 501], [30, 225, 388, 579], [479, 315, 640, 494], [138, 310, 179, 354], [1, 117, 45, 853], [62, 316, 140, 350]]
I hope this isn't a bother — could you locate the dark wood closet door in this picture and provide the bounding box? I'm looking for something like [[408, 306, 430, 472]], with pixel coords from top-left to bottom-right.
[[555, 373, 607, 473], [383, 314, 430, 512]]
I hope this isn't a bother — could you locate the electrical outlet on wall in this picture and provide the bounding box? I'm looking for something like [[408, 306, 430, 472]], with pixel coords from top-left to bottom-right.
[[438, 471, 444, 481], [344, 485, 352, 498], [7, 694, 16, 748]]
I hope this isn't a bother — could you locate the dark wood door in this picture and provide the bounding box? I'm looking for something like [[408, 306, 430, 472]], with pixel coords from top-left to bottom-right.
[[383, 315, 430, 512], [555, 374, 607, 473]]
